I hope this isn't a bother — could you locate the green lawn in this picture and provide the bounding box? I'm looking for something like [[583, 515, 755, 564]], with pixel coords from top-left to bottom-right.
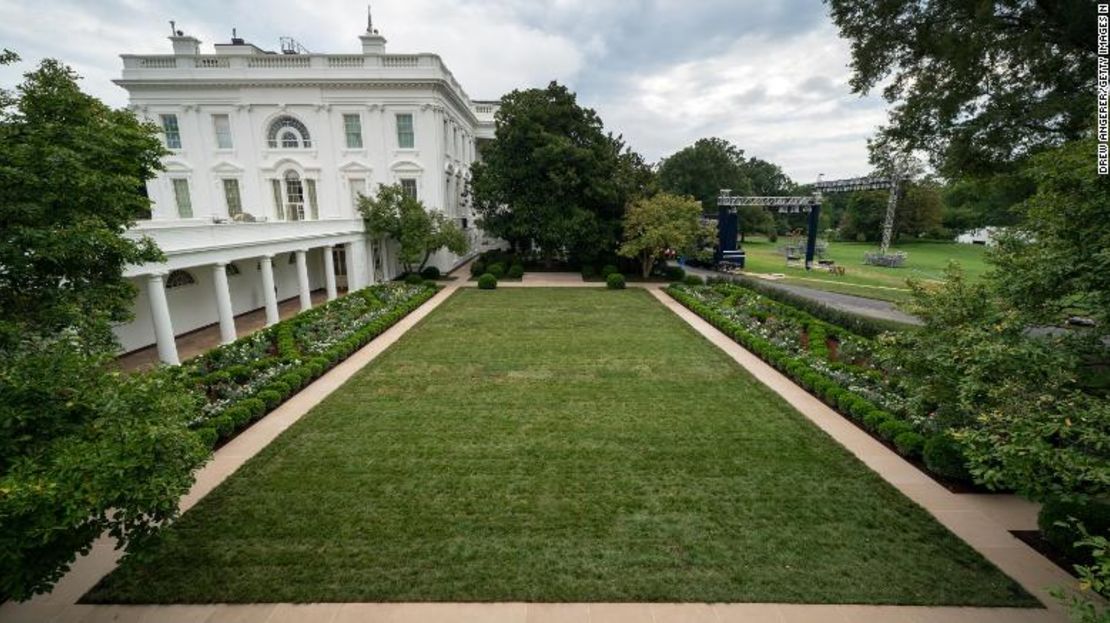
[[738, 238, 990, 302], [85, 289, 1033, 605]]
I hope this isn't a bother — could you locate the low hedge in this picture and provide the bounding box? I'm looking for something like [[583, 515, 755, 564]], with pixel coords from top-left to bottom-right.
[[1039, 498, 1110, 566], [478, 273, 497, 289], [606, 273, 626, 289], [665, 285, 939, 471], [190, 283, 439, 449]]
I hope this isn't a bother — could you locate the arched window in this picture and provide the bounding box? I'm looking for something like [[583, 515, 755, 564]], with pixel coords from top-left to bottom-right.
[[165, 269, 196, 288], [267, 116, 312, 148]]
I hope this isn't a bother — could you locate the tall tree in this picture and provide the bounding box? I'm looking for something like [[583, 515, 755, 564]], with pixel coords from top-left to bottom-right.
[[657, 138, 789, 242], [359, 183, 469, 274], [0, 53, 207, 601], [0, 56, 164, 348], [828, 0, 1096, 177], [470, 82, 647, 265]]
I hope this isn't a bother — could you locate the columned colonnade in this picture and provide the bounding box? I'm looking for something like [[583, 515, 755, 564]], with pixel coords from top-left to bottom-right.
[[143, 237, 394, 365]]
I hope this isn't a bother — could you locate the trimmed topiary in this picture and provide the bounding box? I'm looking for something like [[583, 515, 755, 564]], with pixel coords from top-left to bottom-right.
[[487, 263, 506, 278], [195, 426, 219, 449], [863, 409, 892, 431], [877, 419, 912, 441], [606, 273, 626, 289], [470, 261, 486, 276], [581, 265, 596, 279], [600, 264, 619, 278], [478, 273, 498, 290], [894, 431, 926, 457], [212, 415, 235, 438], [404, 273, 424, 285], [507, 264, 524, 279], [684, 275, 704, 286], [421, 266, 441, 280], [665, 266, 686, 281], [1039, 498, 1110, 566], [922, 433, 972, 482], [257, 390, 282, 410]]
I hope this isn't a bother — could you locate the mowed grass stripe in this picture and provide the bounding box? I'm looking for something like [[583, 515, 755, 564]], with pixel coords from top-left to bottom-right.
[[84, 288, 1035, 606]]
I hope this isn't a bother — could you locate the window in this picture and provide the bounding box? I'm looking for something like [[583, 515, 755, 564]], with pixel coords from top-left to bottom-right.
[[343, 114, 363, 149], [306, 178, 319, 220], [171, 178, 192, 218], [400, 178, 417, 199], [284, 171, 305, 221], [396, 113, 414, 148], [222, 178, 242, 217], [349, 177, 366, 210], [267, 115, 312, 148], [165, 270, 196, 288], [161, 114, 181, 149], [212, 114, 233, 149]]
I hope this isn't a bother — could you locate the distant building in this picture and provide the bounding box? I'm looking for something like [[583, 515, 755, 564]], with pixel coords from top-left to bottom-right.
[[955, 227, 1000, 246], [113, 15, 499, 364]]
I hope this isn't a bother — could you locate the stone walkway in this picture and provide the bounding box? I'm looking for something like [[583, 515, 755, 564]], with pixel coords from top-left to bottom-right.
[[1, 278, 1080, 623]]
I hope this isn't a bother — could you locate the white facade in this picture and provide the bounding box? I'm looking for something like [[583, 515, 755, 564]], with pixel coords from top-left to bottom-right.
[[114, 20, 500, 362]]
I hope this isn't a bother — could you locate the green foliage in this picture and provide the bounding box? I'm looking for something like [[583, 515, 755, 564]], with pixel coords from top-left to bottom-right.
[[469, 82, 652, 264], [683, 275, 704, 286], [600, 265, 619, 278], [478, 273, 497, 290], [420, 266, 441, 280], [894, 431, 926, 458], [470, 261, 486, 277], [989, 136, 1110, 328], [358, 184, 468, 273], [619, 193, 703, 278], [0, 55, 165, 347], [404, 273, 424, 285], [487, 263, 506, 279], [828, 0, 1094, 176], [922, 433, 972, 483], [580, 265, 596, 279], [0, 334, 207, 601], [1039, 499, 1110, 567], [606, 273, 626, 290], [665, 266, 685, 282], [507, 264, 524, 279]]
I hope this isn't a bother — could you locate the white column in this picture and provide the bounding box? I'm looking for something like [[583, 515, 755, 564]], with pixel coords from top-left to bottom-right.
[[260, 255, 280, 326], [146, 273, 179, 366], [346, 238, 369, 290], [366, 240, 378, 285], [379, 238, 393, 280], [295, 249, 312, 311], [323, 245, 338, 300], [212, 262, 237, 344]]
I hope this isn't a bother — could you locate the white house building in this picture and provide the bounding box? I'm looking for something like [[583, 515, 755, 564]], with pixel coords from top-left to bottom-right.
[[113, 16, 499, 365]]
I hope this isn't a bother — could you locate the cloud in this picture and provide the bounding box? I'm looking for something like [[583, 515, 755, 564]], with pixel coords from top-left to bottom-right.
[[0, 0, 889, 182]]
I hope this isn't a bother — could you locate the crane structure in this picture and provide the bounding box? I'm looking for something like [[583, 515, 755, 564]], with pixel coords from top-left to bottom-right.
[[714, 170, 906, 272]]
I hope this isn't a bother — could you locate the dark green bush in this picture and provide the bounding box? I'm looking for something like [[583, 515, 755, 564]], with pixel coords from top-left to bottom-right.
[[665, 266, 686, 281], [684, 275, 704, 286], [877, 419, 912, 441], [863, 410, 892, 431], [420, 266, 441, 280], [581, 265, 596, 278], [195, 426, 219, 449], [600, 264, 619, 278], [606, 273, 626, 289], [1039, 498, 1110, 566], [212, 415, 235, 437], [478, 273, 497, 290], [923, 433, 972, 482], [470, 261, 486, 276], [257, 390, 282, 409], [507, 264, 524, 279], [239, 398, 266, 419], [223, 406, 252, 428], [894, 431, 926, 457], [487, 263, 506, 278], [404, 273, 424, 285]]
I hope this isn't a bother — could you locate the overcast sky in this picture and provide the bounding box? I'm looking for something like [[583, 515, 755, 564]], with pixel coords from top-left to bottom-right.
[[0, 0, 890, 182]]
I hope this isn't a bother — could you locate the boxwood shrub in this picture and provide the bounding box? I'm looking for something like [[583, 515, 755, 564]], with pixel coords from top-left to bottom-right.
[[421, 266, 441, 280], [487, 263, 506, 278], [478, 273, 498, 289], [606, 273, 626, 289], [404, 273, 424, 285], [600, 264, 619, 278], [507, 264, 525, 279], [665, 266, 686, 281], [470, 261, 486, 276]]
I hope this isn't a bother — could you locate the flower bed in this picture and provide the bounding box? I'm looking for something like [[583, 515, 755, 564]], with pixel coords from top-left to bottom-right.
[[182, 283, 439, 448], [666, 282, 954, 477]]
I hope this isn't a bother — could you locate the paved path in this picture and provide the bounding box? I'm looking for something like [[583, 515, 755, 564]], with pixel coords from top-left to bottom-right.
[[2, 279, 1077, 623], [681, 265, 923, 326]]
